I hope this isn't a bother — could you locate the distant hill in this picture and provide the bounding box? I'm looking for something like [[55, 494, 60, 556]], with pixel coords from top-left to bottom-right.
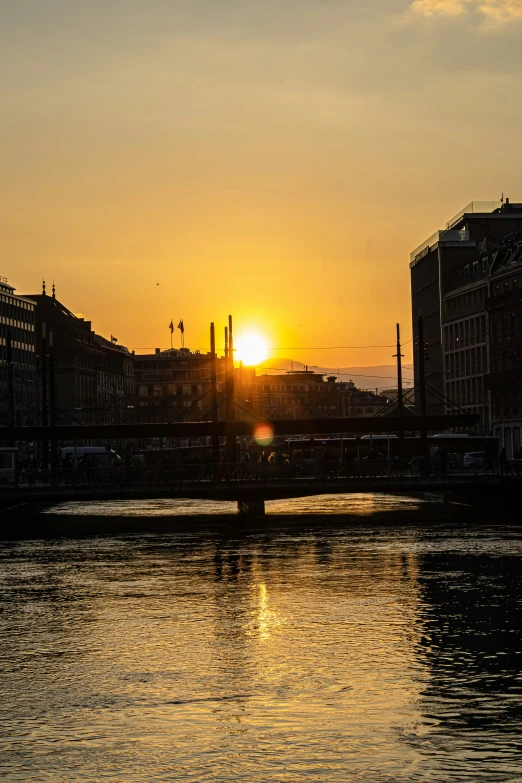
[[257, 359, 414, 392]]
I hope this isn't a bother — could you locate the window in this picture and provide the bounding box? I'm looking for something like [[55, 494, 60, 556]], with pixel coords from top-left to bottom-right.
[[138, 386, 148, 397], [153, 385, 162, 397], [183, 384, 191, 395]]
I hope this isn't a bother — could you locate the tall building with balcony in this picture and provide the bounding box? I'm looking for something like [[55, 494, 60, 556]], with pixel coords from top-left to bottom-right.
[[442, 260, 490, 432], [410, 200, 522, 417], [484, 230, 522, 456], [0, 277, 36, 425]]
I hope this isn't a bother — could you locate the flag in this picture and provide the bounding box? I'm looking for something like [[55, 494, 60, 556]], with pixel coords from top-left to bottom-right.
[[169, 320, 174, 334], [177, 319, 184, 334]]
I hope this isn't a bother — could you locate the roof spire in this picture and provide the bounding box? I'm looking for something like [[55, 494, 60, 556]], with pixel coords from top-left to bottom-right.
[[52, 281, 56, 299], [42, 278, 46, 296]]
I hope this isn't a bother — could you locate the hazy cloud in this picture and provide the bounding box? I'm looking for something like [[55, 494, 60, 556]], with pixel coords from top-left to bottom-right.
[[411, 0, 522, 19], [411, 0, 471, 15]]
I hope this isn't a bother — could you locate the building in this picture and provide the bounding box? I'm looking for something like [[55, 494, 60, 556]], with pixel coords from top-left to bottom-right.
[[410, 199, 522, 416], [22, 283, 134, 425], [94, 334, 135, 424], [441, 257, 490, 432], [135, 348, 225, 423], [0, 277, 36, 425], [252, 371, 339, 419], [484, 230, 522, 456], [337, 382, 388, 418], [251, 371, 387, 420]]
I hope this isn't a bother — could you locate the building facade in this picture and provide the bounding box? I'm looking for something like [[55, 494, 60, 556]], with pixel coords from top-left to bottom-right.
[[252, 372, 339, 419], [135, 348, 225, 422], [442, 266, 490, 432], [94, 335, 135, 424], [23, 285, 134, 425], [252, 372, 387, 420], [0, 277, 36, 425], [410, 200, 522, 416], [484, 230, 522, 456]]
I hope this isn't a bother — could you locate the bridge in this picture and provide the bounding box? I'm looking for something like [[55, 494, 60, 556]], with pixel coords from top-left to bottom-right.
[[2, 460, 517, 520], [0, 413, 480, 441], [3, 412, 507, 518]]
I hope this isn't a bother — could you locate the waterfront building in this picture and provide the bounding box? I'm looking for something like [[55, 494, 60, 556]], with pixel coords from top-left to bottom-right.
[[0, 277, 36, 425], [441, 259, 491, 432], [135, 347, 226, 423], [252, 371, 339, 420], [484, 230, 522, 456], [23, 283, 134, 425], [94, 334, 135, 425], [251, 372, 387, 420], [410, 199, 522, 416]]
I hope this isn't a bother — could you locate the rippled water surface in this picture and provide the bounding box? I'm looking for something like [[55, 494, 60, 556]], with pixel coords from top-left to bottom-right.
[[1, 498, 522, 781]]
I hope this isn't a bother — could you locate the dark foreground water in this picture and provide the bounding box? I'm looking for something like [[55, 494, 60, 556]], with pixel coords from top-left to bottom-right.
[[1, 495, 522, 781]]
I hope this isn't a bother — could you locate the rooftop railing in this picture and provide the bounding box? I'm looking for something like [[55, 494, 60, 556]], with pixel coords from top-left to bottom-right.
[[446, 201, 501, 230], [410, 229, 471, 266]]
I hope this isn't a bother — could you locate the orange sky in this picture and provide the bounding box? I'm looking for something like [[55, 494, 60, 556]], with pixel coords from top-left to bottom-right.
[[2, 0, 522, 367]]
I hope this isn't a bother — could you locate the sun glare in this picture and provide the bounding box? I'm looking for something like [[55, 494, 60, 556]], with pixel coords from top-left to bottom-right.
[[235, 331, 269, 366]]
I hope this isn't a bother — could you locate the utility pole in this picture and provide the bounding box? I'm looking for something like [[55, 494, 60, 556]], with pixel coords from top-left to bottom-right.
[[394, 323, 404, 452], [395, 323, 404, 416], [226, 314, 236, 465], [224, 325, 230, 421], [417, 314, 428, 457], [210, 323, 220, 467]]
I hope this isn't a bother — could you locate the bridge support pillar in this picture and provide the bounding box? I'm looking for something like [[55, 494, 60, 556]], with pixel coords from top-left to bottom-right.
[[237, 500, 265, 519]]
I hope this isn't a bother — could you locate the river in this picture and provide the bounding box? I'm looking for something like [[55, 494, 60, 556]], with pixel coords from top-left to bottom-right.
[[1, 494, 521, 781]]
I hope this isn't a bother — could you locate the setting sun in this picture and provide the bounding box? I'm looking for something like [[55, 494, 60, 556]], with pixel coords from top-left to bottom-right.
[[234, 331, 269, 366]]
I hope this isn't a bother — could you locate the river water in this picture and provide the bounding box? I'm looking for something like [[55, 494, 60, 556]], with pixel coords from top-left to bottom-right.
[[1, 494, 521, 781]]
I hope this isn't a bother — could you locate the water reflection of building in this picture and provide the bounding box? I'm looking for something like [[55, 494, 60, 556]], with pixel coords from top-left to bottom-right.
[[413, 549, 522, 774]]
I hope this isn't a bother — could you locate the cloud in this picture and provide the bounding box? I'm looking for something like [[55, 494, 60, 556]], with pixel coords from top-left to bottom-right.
[[480, 0, 522, 19], [411, 0, 471, 15], [411, 0, 522, 19]]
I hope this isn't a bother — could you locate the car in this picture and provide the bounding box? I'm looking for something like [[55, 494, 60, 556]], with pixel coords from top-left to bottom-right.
[[463, 451, 485, 469]]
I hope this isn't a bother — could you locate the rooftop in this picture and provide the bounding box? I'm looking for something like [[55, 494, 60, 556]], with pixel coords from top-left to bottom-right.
[[410, 199, 522, 266]]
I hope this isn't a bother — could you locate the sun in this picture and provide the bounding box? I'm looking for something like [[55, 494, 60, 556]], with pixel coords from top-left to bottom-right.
[[234, 331, 269, 366]]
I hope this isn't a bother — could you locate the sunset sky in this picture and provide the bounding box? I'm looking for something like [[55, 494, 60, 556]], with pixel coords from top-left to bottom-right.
[[2, 0, 522, 367]]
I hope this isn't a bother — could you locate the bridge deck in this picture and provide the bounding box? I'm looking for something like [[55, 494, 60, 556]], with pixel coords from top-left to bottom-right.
[[0, 472, 514, 504]]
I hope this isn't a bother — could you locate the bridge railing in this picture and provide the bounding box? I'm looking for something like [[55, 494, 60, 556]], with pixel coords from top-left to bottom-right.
[[3, 457, 520, 491]]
